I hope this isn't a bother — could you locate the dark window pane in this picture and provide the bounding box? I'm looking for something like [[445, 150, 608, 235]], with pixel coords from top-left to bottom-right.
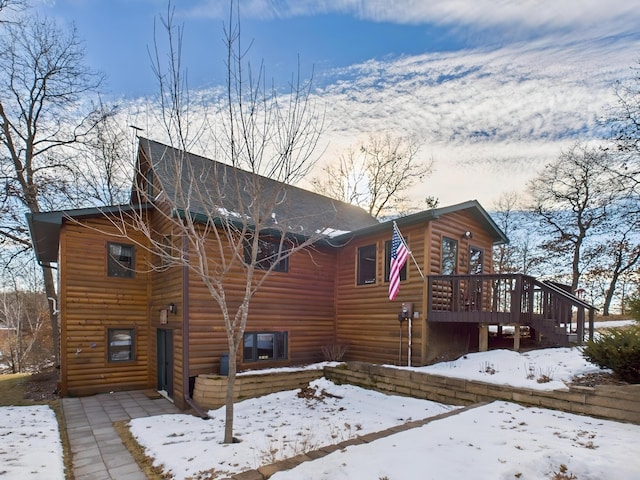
[[469, 247, 484, 275], [357, 244, 376, 285], [108, 328, 134, 362], [441, 238, 458, 275], [108, 243, 135, 278], [244, 237, 288, 272]]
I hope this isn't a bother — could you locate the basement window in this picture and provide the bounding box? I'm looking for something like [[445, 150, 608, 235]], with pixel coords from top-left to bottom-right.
[[107, 328, 135, 362], [107, 242, 135, 278], [243, 332, 288, 362]]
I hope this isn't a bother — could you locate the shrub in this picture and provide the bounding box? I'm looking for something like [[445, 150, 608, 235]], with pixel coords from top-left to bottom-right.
[[581, 325, 640, 383], [628, 292, 640, 322]]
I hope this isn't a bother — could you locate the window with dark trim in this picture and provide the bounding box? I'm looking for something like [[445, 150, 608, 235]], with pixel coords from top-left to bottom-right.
[[161, 235, 172, 268], [107, 328, 135, 362], [441, 237, 458, 275], [145, 168, 154, 198], [357, 244, 377, 285], [468, 246, 484, 275], [107, 242, 135, 278], [244, 237, 289, 272], [243, 332, 288, 362], [384, 238, 407, 282]]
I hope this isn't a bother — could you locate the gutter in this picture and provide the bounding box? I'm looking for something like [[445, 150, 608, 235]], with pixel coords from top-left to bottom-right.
[[181, 234, 210, 419]]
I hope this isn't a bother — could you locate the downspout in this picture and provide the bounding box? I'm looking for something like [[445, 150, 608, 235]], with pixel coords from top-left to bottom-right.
[[182, 235, 210, 419]]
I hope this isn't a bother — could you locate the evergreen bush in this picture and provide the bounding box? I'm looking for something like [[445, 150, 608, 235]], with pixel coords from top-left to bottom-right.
[[582, 325, 640, 383]]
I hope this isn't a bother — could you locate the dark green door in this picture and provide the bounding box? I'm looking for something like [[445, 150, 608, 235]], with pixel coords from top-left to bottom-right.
[[157, 329, 174, 398]]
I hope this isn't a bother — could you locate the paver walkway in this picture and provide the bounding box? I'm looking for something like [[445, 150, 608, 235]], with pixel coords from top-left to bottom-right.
[[62, 390, 181, 480]]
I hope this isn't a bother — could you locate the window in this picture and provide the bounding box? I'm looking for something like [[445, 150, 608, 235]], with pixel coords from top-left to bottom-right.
[[108, 328, 135, 362], [357, 244, 377, 285], [441, 237, 458, 275], [243, 332, 288, 362], [145, 168, 154, 198], [468, 246, 484, 275], [244, 237, 288, 272], [384, 238, 407, 282], [107, 242, 135, 278], [161, 235, 172, 268]]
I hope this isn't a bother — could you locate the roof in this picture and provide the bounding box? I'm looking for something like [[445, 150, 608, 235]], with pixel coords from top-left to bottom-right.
[[332, 200, 509, 246], [137, 138, 380, 240], [26, 204, 150, 264], [28, 139, 508, 264]]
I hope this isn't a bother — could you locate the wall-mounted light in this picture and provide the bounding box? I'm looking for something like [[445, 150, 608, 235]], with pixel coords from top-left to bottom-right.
[[462, 231, 473, 239], [168, 303, 177, 315]]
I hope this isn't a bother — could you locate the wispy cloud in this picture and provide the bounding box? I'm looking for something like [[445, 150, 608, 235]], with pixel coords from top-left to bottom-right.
[[185, 0, 640, 40]]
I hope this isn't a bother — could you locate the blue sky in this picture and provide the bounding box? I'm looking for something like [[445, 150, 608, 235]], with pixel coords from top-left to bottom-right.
[[34, 0, 640, 206]]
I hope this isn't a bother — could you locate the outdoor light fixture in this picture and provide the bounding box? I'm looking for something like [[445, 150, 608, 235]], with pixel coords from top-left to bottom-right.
[[168, 303, 177, 315], [463, 231, 473, 239]]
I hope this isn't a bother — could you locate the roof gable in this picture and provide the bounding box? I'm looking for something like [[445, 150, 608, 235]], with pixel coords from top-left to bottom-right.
[[137, 138, 379, 239]]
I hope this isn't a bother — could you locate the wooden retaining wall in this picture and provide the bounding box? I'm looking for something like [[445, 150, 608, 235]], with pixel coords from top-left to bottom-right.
[[325, 362, 640, 424], [192, 369, 324, 409]]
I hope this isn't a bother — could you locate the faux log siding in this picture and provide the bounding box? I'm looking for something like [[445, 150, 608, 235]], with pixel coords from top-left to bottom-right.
[[186, 239, 338, 377], [427, 211, 494, 275], [335, 213, 497, 367], [60, 218, 151, 396], [335, 223, 428, 366], [149, 215, 186, 406]]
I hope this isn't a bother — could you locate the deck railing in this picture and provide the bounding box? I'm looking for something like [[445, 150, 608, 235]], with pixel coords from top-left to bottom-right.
[[427, 274, 595, 343]]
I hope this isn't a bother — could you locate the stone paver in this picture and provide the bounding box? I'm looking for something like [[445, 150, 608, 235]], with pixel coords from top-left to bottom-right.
[[62, 390, 181, 479]]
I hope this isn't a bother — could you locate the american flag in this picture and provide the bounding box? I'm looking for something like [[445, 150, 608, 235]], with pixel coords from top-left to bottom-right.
[[389, 222, 409, 301]]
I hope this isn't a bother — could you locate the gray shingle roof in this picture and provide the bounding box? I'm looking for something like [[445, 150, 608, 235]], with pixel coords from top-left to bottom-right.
[[138, 138, 380, 239]]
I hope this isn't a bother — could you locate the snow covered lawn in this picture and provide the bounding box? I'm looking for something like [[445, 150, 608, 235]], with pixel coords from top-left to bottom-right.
[[129, 378, 456, 479], [0, 405, 64, 479], [3, 345, 640, 480], [271, 400, 640, 480]]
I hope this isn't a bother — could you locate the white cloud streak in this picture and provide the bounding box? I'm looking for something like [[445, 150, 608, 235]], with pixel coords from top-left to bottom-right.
[[185, 0, 640, 39]]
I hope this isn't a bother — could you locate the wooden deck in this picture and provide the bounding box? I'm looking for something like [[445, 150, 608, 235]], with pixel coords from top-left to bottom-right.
[[427, 274, 596, 346]]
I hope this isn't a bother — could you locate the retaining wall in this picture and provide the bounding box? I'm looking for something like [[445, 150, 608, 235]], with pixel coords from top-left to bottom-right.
[[192, 368, 324, 409], [325, 362, 640, 424]]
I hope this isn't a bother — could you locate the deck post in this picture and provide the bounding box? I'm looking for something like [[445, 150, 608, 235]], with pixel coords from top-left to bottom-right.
[[479, 323, 489, 352], [513, 324, 521, 351]]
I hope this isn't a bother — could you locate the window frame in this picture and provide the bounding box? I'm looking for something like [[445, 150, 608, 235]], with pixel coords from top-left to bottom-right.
[[243, 331, 288, 362], [384, 237, 408, 282], [441, 237, 458, 275], [244, 236, 289, 272], [107, 327, 136, 363], [107, 242, 135, 278], [357, 244, 377, 285]]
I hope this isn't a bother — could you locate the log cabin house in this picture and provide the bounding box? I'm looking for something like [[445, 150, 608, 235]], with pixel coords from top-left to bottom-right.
[[27, 138, 595, 409]]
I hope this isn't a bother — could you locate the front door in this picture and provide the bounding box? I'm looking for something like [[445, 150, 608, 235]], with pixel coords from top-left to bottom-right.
[[157, 329, 174, 398]]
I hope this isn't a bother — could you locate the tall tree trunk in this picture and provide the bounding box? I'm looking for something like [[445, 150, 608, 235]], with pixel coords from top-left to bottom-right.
[[42, 263, 60, 367]]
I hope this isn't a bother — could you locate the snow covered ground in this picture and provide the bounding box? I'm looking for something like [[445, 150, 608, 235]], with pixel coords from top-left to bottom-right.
[[127, 346, 640, 480], [0, 405, 64, 480], [2, 325, 639, 479]]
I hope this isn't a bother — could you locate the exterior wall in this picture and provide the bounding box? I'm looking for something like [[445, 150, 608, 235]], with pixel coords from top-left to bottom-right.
[[335, 210, 497, 367], [184, 234, 338, 378], [335, 222, 428, 367], [59, 216, 152, 397], [148, 214, 185, 407]]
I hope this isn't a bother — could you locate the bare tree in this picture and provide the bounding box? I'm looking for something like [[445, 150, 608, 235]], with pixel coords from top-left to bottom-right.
[[583, 205, 640, 315], [312, 133, 432, 218], [526, 143, 619, 292], [0, 13, 109, 366], [0, 259, 50, 373], [99, 2, 329, 443]]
